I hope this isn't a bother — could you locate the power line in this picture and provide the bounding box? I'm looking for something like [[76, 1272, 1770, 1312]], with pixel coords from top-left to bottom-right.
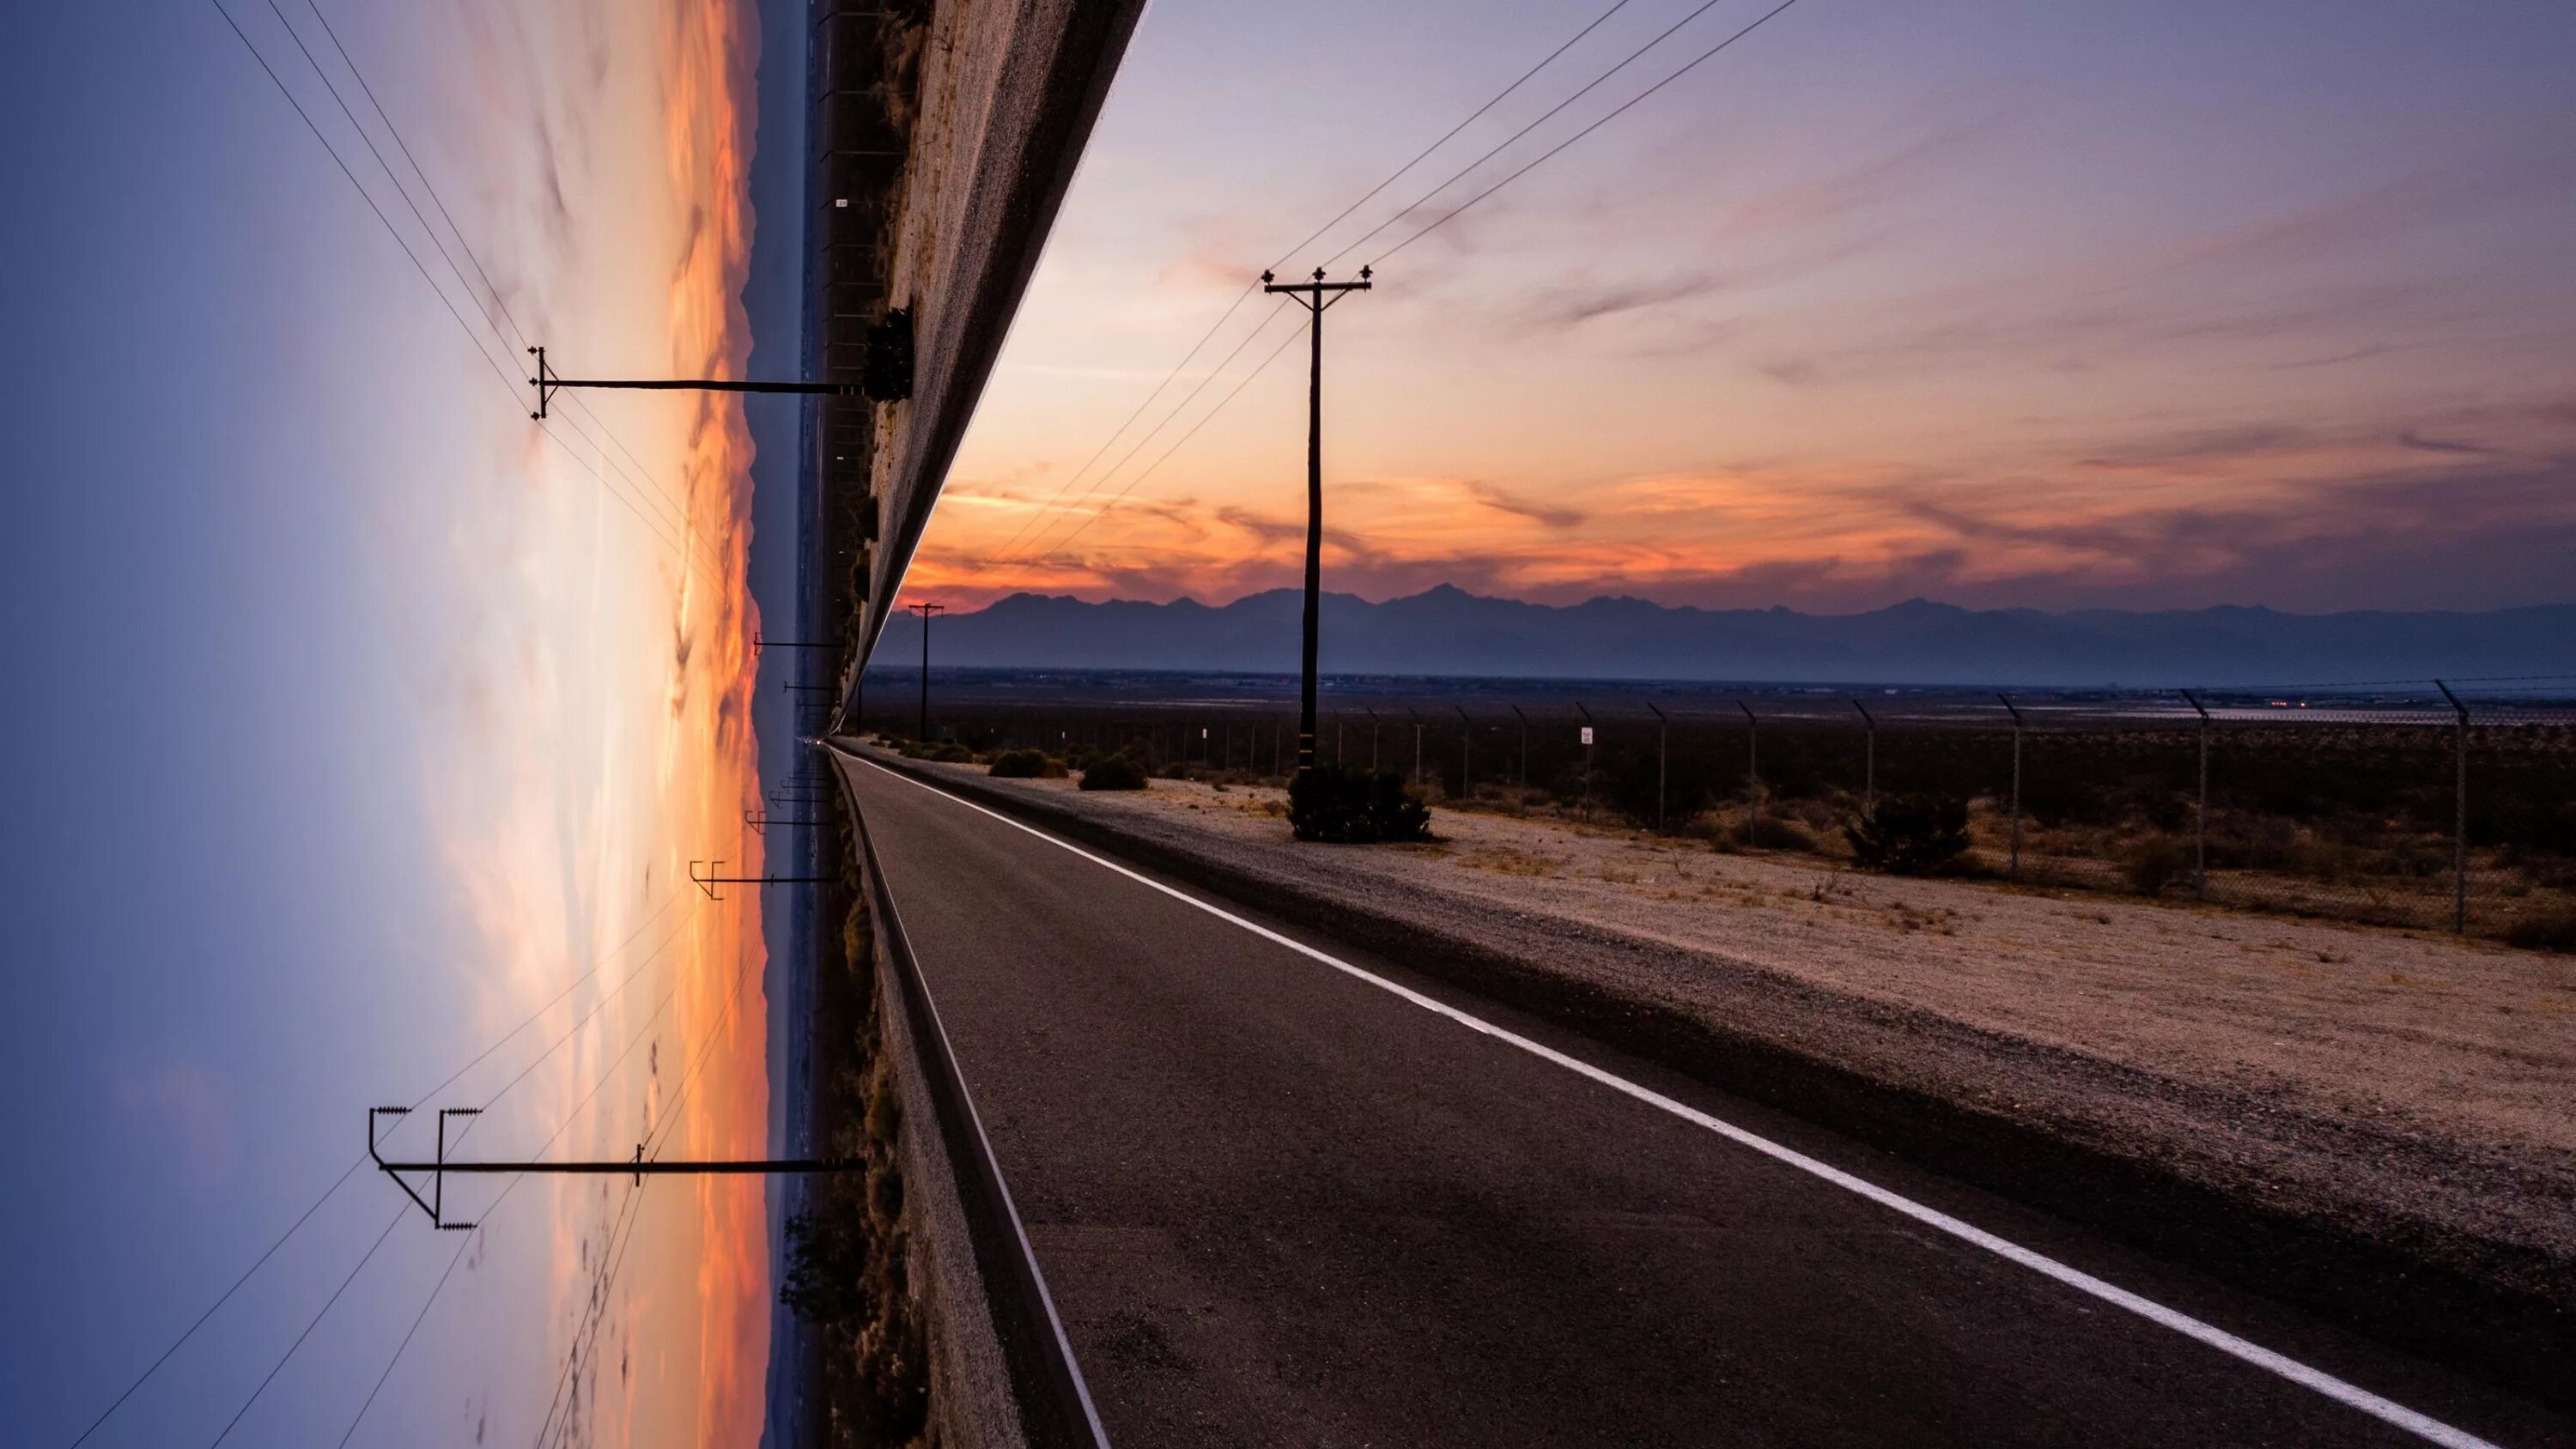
[[1370, 0, 1807, 266], [975, 284, 1265, 568], [197, 909, 696, 1446], [1043, 0, 1812, 566], [1321, 0, 1796, 270], [62, 891, 686, 1447], [207, 0, 723, 589], [1276, 0, 1641, 267], [1029, 317, 1310, 567], [334, 911, 711, 1447], [289, 0, 712, 559], [529, 935, 767, 1449], [983, 0, 1644, 572], [999, 299, 1297, 565]]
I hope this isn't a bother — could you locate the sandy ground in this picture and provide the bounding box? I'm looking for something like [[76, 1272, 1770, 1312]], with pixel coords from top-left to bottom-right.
[[1019, 776, 2576, 1162]]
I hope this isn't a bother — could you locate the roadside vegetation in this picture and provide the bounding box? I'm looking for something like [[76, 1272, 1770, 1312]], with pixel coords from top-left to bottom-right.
[[866, 718, 2576, 947], [780, 797, 929, 1447], [1288, 762, 1432, 842]]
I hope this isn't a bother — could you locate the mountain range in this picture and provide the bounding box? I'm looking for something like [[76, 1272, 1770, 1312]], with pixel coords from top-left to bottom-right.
[[867, 586, 2576, 688]]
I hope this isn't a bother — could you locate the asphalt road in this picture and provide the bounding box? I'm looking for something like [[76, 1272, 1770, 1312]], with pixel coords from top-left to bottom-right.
[[833, 750, 2565, 1449]]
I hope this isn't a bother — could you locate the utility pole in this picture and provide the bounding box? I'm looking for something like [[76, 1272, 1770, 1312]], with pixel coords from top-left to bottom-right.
[[1261, 266, 1372, 775], [1406, 707, 1424, 787], [1367, 707, 1381, 773], [370, 1108, 861, 1231], [690, 860, 831, 901], [526, 341, 908, 419], [1510, 705, 1530, 790], [752, 633, 843, 657], [908, 602, 945, 742], [744, 808, 823, 835]]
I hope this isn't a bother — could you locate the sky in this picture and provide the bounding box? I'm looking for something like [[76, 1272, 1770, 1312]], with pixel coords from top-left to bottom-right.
[[1, 3, 787, 1446], [908, 0, 2576, 616]]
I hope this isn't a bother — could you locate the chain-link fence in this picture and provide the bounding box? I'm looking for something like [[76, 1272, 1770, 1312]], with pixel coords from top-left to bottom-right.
[[862, 673, 2576, 947]]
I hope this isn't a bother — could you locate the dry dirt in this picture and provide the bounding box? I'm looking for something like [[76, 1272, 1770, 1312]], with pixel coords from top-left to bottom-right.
[[1023, 776, 2576, 1162]]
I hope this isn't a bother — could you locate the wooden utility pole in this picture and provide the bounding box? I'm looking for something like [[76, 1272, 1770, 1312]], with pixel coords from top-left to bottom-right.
[[909, 602, 945, 742], [1262, 266, 1372, 774]]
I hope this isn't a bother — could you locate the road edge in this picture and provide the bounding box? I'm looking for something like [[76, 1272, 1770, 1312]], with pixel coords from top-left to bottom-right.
[[849, 743, 2574, 1416]]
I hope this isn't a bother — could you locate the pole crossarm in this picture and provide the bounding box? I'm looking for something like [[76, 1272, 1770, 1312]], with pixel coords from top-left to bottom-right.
[[370, 1106, 860, 1229], [754, 634, 845, 654], [690, 859, 832, 900]]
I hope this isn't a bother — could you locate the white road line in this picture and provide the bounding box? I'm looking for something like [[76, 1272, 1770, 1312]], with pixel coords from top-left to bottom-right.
[[853, 753, 2505, 1449]]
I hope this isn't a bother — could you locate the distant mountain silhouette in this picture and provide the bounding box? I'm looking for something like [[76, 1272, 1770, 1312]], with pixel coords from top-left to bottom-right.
[[870, 585, 2576, 688]]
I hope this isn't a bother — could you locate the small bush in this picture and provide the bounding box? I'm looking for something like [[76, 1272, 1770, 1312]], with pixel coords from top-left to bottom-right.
[[1844, 793, 1973, 876], [2123, 834, 2196, 896], [1611, 751, 1718, 831], [2505, 908, 2576, 954], [1078, 754, 1150, 791], [1290, 762, 1431, 843], [1733, 813, 1817, 852], [897, 738, 973, 764], [987, 749, 1063, 779]]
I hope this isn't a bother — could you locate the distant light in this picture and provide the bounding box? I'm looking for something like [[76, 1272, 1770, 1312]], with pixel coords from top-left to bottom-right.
[[835, 197, 849, 208]]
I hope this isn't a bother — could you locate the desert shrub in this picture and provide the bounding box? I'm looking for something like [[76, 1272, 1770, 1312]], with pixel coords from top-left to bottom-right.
[[987, 748, 1063, 779], [1078, 753, 1150, 791], [2123, 834, 2196, 896], [1733, 813, 1817, 852], [896, 738, 973, 764], [1844, 793, 1973, 876], [1290, 763, 1431, 843], [1610, 750, 1718, 831], [2505, 908, 2576, 954], [779, 1208, 865, 1326]]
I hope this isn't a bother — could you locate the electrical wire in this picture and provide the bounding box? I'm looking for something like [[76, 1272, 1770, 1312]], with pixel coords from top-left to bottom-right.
[[1368, 0, 1807, 266], [61, 890, 685, 1447], [333, 911, 712, 1448], [1319, 0, 1795, 270], [196, 907, 696, 1446], [529, 936, 768, 1449], [999, 299, 1297, 566], [1029, 315, 1311, 567], [293, 0, 714, 563], [207, 0, 723, 590], [981, 0, 1645, 573]]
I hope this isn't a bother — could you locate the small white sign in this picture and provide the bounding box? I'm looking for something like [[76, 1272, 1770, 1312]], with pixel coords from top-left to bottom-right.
[[1201, 727, 1209, 738], [1580, 726, 1595, 745]]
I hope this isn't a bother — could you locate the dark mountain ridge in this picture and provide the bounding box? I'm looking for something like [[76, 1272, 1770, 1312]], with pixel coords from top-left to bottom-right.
[[870, 585, 2576, 688]]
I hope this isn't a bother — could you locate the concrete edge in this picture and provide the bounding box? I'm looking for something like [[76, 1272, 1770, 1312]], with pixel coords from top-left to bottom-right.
[[849, 744, 2576, 1415], [841, 747, 1109, 1448]]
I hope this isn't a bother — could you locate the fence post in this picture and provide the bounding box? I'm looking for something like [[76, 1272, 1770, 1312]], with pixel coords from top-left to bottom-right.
[[1577, 702, 1596, 820], [1997, 694, 2025, 877], [1455, 705, 1473, 802], [1850, 698, 1875, 808], [2436, 679, 2469, 934], [1737, 700, 1760, 846], [1646, 703, 1669, 832], [2182, 689, 2211, 901]]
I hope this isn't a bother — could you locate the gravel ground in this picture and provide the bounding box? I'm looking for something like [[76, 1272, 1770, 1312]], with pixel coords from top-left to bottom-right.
[[866, 750, 2576, 1325]]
